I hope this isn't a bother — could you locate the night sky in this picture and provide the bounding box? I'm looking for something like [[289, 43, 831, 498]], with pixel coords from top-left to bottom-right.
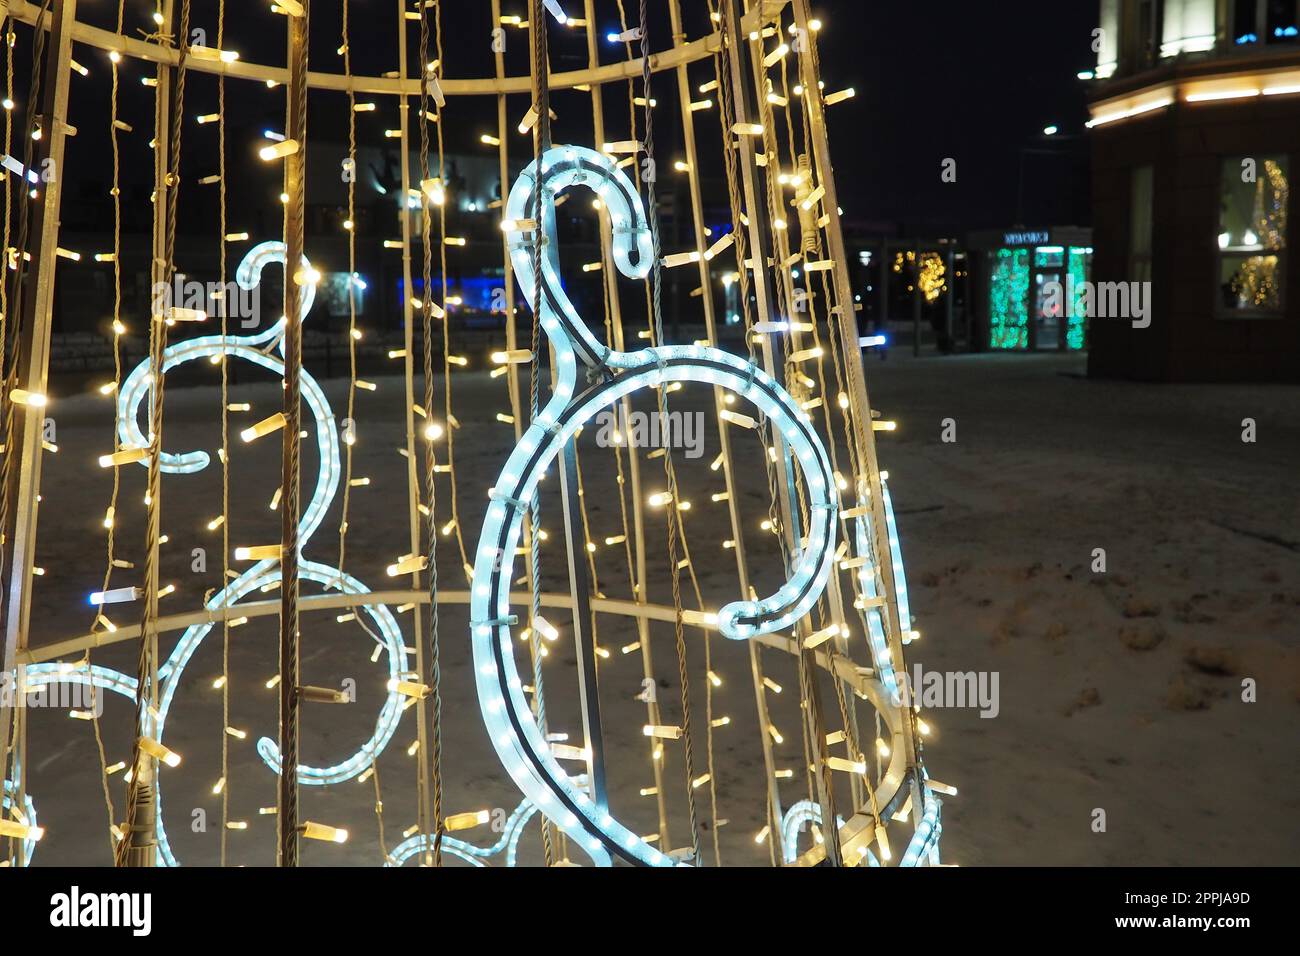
[[818, 0, 1098, 232], [38, 0, 1098, 242]]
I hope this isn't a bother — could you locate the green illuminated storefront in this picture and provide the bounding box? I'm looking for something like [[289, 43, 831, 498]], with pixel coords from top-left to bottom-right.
[[969, 228, 1093, 351]]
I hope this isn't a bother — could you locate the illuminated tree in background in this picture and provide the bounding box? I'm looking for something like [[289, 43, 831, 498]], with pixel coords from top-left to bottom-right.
[[1230, 159, 1288, 309]]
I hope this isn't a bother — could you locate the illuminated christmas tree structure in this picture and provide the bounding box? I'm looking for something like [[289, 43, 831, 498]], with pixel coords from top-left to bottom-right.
[[0, 0, 950, 867]]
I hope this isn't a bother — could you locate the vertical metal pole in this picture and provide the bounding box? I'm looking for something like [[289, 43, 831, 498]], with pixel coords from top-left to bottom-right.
[[1025, 246, 1038, 352], [740, 12, 855, 850], [120, 0, 178, 869], [394, 0, 435, 862], [722, 0, 841, 865], [912, 266, 922, 357], [0, 0, 77, 869], [278, 0, 309, 868], [879, 241, 889, 334], [945, 244, 955, 351], [790, 0, 924, 817]]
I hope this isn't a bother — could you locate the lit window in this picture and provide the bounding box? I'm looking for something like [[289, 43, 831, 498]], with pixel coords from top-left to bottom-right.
[[1234, 0, 1260, 43], [1233, 1, 1300, 45], [1267, 0, 1300, 41], [1218, 156, 1288, 315]]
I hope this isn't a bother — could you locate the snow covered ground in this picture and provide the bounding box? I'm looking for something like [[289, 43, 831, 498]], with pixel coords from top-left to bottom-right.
[[12, 351, 1299, 866]]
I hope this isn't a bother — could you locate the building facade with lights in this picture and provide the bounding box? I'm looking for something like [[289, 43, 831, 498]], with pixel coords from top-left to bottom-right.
[[967, 228, 1093, 352], [1087, 0, 1300, 380]]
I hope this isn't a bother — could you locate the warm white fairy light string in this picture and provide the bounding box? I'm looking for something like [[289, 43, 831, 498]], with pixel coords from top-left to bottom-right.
[[595, 0, 733, 862], [1, 1, 949, 868], [213, 0, 234, 866], [72, 0, 130, 864], [336, 0, 397, 866]]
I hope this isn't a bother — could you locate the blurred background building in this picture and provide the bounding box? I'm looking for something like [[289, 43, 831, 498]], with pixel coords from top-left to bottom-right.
[[1087, 0, 1300, 381]]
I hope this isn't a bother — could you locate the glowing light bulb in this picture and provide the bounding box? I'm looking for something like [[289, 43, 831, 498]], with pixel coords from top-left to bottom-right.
[[301, 821, 348, 843], [258, 139, 300, 162]]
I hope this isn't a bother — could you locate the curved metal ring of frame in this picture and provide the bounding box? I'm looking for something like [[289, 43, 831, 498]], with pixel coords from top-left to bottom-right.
[[4, 0, 778, 97]]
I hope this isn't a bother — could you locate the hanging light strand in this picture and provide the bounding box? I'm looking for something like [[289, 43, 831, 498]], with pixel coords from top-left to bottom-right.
[[215, 0, 235, 868], [82, 0, 131, 865], [119, 0, 196, 869], [416, 0, 447, 869], [526, 0, 557, 867]]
